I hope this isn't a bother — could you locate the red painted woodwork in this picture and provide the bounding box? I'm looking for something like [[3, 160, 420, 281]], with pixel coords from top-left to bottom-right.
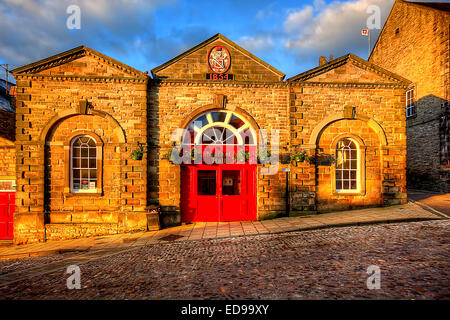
[[0, 192, 14, 240], [181, 164, 256, 222]]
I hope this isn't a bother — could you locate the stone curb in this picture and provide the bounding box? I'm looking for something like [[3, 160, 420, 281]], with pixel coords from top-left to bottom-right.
[[408, 199, 450, 219], [408, 189, 446, 195], [0, 247, 91, 261], [0, 241, 13, 247], [0, 249, 62, 260]]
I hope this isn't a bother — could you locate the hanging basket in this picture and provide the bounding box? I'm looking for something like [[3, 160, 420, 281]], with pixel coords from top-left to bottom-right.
[[291, 146, 309, 163], [130, 142, 147, 161]]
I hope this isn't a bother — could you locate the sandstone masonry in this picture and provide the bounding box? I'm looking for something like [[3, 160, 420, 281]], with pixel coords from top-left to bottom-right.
[[3, 34, 410, 243], [369, 0, 450, 192]]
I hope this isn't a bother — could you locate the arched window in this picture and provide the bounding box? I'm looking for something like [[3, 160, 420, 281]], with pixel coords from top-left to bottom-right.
[[70, 135, 98, 193], [335, 138, 359, 192], [182, 110, 257, 146]]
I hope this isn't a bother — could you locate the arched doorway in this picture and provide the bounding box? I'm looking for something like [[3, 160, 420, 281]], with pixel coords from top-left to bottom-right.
[[180, 109, 257, 222]]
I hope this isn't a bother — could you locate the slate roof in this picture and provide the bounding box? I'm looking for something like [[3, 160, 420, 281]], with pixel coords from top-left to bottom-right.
[[0, 79, 14, 113], [0, 95, 14, 113]]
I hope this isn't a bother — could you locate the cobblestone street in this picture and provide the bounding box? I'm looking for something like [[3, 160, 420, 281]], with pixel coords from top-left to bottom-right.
[[0, 219, 448, 300]]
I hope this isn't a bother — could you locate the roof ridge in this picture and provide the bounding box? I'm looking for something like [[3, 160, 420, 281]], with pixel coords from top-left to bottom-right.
[[287, 53, 411, 84], [286, 54, 351, 82]]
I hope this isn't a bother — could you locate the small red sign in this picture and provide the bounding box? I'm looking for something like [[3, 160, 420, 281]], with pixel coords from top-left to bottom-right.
[[361, 29, 369, 36], [207, 45, 231, 74], [206, 73, 233, 80]]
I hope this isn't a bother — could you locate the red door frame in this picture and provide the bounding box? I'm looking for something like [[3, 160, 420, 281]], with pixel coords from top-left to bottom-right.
[[0, 192, 15, 240], [181, 163, 256, 222]]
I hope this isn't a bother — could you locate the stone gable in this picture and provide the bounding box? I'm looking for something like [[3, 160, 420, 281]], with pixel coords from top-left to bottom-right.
[[152, 34, 285, 82], [304, 61, 389, 83], [37, 55, 132, 78], [12, 46, 147, 79], [288, 54, 410, 85]]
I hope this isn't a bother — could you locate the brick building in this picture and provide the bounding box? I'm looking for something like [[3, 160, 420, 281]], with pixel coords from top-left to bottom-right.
[[369, 0, 450, 192], [2, 33, 410, 243]]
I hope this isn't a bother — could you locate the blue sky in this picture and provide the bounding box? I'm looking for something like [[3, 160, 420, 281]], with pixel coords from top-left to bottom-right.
[[0, 0, 398, 80]]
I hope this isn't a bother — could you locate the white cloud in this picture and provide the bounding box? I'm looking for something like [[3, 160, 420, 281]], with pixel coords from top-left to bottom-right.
[[238, 35, 275, 52], [0, 0, 174, 67], [284, 0, 394, 58], [284, 5, 314, 32]]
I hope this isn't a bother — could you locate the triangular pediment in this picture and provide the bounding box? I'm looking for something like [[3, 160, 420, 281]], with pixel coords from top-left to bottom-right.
[[151, 33, 285, 81], [11, 46, 147, 79], [288, 54, 411, 84]]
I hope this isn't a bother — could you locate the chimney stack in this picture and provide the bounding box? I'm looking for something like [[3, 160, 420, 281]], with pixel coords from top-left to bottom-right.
[[329, 55, 333, 62], [319, 56, 327, 66]]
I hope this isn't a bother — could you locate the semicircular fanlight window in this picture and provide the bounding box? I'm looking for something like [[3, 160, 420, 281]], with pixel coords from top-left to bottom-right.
[[182, 110, 256, 146]]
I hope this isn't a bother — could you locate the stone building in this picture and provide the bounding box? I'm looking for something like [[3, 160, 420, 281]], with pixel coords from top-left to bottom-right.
[[369, 0, 450, 192], [0, 81, 16, 240], [2, 33, 410, 243]]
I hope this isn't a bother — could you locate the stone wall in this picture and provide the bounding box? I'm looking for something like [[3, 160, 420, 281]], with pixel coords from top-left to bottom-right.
[[47, 114, 122, 220], [12, 48, 150, 243], [148, 81, 291, 222], [369, 0, 450, 191], [149, 58, 408, 220], [0, 109, 15, 141], [0, 110, 15, 182], [316, 119, 383, 211], [9, 41, 410, 243], [289, 82, 407, 212], [45, 223, 119, 241]]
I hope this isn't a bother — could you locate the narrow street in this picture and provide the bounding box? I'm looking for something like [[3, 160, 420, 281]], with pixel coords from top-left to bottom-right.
[[1, 220, 448, 300], [408, 190, 450, 216]]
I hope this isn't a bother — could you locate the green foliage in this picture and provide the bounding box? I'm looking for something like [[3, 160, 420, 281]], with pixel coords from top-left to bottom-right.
[[257, 148, 271, 164], [291, 146, 308, 163], [130, 142, 147, 160]]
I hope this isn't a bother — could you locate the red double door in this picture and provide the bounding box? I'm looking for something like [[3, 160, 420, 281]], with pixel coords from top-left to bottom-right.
[[181, 164, 256, 222], [0, 192, 14, 240]]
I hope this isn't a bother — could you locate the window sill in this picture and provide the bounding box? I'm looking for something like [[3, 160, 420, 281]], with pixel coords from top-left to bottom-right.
[[64, 192, 103, 198], [333, 191, 364, 196]]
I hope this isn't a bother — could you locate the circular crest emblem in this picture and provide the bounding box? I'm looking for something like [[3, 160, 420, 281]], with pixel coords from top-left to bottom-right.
[[207, 45, 231, 74]]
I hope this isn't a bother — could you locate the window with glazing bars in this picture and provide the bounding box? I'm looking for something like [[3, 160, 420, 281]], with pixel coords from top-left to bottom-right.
[[406, 88, 415, 117], [335, 138, 358, 192], [71, 136, 97, 192]]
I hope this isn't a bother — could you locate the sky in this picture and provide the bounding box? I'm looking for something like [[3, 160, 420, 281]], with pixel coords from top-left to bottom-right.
[[0, 0, 403, 81]]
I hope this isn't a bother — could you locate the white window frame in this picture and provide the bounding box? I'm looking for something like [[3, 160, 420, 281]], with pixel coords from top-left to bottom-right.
[[406, 88, 415, 117], [335, 138, 360, 193], [70, 135, 98, 193], [183, 110, 257, 147]]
